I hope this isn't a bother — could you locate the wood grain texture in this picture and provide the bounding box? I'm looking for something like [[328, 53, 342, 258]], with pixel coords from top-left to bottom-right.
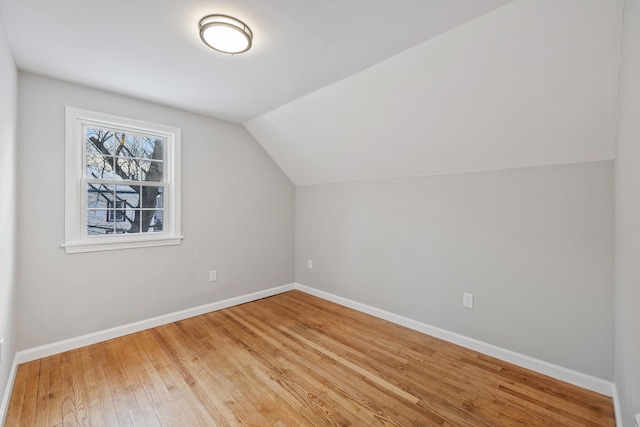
[[5, 290, 615, 426]]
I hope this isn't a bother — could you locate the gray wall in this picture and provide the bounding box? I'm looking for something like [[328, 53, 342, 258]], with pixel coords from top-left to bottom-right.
[[16, 72, 295, 350], [0, 7, 17, 417], [296, 161, 614, 380], [615, 0, 640, 425]]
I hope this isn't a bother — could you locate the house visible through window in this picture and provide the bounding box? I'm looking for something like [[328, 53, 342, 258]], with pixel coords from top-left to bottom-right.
[[64, 107, 181, 253]]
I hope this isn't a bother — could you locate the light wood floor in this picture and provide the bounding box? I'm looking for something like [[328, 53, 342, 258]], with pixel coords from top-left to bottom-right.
[[6, 290, 615, 426]]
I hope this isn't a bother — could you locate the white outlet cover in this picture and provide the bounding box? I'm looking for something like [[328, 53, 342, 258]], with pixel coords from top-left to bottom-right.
[[463, 293, 474, 309], [307, 259, 313, 269], [209, 270, 217, 282]]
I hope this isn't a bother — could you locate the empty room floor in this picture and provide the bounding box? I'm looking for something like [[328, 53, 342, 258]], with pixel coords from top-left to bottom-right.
[[5, 290, 615, 426]]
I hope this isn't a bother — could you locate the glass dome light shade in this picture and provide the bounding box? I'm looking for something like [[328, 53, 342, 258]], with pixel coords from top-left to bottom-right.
[[199, 15, 253, 54]]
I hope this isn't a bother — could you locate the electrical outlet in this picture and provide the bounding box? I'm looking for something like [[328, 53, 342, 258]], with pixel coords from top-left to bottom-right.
[[209, 270, 217, 282], [463, 293, 474, 309], [307, 259, 313, 269], [0, 337, 4, 364]]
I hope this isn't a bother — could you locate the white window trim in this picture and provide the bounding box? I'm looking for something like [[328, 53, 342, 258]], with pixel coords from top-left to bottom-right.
[[63, 107, 182, 254]]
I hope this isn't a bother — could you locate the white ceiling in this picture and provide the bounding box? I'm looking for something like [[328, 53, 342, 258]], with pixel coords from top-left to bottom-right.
[[0, 0, 624, 186], [0, 0, 514, 123]]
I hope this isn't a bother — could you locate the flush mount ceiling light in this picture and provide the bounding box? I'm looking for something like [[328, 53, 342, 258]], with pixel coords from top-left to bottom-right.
[[199, 14, 253, 55]]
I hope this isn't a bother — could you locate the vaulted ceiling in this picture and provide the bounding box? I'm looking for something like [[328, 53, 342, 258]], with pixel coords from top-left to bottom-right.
[[0, 0, 624, 185]]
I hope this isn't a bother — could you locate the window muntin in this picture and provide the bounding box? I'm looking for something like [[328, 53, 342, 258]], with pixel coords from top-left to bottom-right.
[[64, 107, 181, 253]]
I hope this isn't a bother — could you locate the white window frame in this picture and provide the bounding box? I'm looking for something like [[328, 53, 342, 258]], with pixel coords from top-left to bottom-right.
[[63, 107, 182, 253]]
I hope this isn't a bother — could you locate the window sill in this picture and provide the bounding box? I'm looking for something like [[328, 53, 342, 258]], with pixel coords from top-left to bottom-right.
[[61, 235, 184, 254]]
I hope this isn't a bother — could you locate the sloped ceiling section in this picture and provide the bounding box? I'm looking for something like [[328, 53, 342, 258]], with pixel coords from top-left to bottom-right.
[[245, 0, 623, 186]]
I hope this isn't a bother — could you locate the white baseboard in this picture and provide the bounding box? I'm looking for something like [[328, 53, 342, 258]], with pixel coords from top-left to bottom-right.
[[294, 283, 615, 398], [611, 384, 624, 427], [0, 354, 19, 427], [16, 284, 295, 364]]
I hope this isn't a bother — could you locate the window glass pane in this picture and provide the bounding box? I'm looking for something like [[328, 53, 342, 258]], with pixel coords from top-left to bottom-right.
[[86, 155, 115, 179], [116, 186, 139, 205], [86, 128, 118, 156], [141, 209, 164, 233], [87, 210, 112, 235], [140, 160, 164, 182], [115, 157, 141, 181], [156, 186, 164, 206], [114, 210, 136, 234], [118, 134, 164, 161], [87, 183, 114, 210]]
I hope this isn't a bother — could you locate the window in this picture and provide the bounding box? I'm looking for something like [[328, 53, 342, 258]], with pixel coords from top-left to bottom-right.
[[64, 107, 181, 253]]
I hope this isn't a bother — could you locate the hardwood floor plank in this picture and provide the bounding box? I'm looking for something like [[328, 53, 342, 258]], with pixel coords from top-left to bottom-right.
[[60, 352, 79, 426], [125, 332, 204, 426], [5, 360, 31, 426], [120, 334, 174, 426], [70, 349, 93, 426], [110, 337, 162, 427], [77, 347, 107, 426], [88, 343, 122, 426], [101, 341, 137, 426], [33, 356, 50, 426], [139, 328, 217, 426], [46, 353, 63, 426], [5, 290, 615, 426]]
